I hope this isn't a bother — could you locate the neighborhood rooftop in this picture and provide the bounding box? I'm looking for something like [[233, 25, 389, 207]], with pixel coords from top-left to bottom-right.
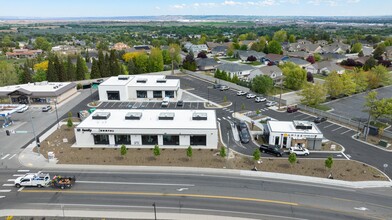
[[100, 75, 179, 87], [0, 82, 76, 97]]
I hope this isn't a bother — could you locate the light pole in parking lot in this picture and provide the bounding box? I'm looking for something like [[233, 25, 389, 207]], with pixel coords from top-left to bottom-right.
[[207, 87, 210, 105], [54, 99, 60, 129], [28, 110, 39, 156], [227, 131, 230, 159]]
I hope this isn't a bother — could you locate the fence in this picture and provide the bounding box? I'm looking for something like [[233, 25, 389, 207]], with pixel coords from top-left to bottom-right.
[[183, 70, 287, 106]]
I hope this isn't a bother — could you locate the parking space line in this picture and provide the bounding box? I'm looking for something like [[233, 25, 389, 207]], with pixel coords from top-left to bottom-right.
[[152, 102, 157, 108], [111, 102, 116, 108], [144, 102, 150, 108], [227, 117, 231, 119], [332, 126, 343, 132], [217, 118, 221, 121], [103, 102, 109, 108], [340, 129, 352, 135], [324, 124, 335, 128]]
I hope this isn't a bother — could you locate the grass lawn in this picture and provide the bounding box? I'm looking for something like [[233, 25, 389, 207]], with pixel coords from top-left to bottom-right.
[[220, 57, 239, 62], [313, 74, 327, 79], [247, 61, 262, 66], [314, 104, 332, 111]]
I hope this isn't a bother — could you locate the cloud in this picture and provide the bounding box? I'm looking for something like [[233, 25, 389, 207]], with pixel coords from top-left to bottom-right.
[[172, 4, 186, 9], [307, 0, 338, 6], [170, 0, 282, 10], [155, 6, 161, 10], [347, 0, 360, 3]]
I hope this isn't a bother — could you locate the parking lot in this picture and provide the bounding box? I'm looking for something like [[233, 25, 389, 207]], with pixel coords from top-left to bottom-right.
[[98, 101, 206, 110]]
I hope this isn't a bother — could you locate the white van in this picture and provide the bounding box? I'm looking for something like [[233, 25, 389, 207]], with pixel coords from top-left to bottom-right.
[[14, 172, 50, 188], [161, 97, 170, 107]]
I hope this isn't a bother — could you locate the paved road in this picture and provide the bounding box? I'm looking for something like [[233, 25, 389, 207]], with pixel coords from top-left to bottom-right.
[[168, 74, 392, 178], [1, 169, 391, 219]]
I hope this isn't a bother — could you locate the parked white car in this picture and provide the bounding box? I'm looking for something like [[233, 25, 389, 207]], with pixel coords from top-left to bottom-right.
[[246, 93, 256, 99], [16, 105, 29, 113], [14, 172, 50, 188], [237, 91, 247, 96], [289, 147, 310, 156], [220, 85, 229, 91], [161, 97, 170, 107], [266, 101, 278, 107], [255, 97, 266, 103]]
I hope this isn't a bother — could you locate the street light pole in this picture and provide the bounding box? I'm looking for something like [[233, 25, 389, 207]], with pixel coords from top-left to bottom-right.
[[54, 99, 60, 129], [227, 131, 230, 159], [28, 110, 39, 156], [152, 202, 157, 220], [207, 87, 210, 105]]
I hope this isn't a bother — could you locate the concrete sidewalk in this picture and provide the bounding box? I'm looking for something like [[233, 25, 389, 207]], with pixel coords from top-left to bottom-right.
[[18, 122, 392, 189]]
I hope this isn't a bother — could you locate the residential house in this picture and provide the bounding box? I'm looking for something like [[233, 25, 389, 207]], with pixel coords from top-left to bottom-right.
[[284, 51, 310, 60], [306, 61, 345, 75], [196, 58, 219, 71], [262, 54, 289, 65], [386, 46, 392, 60], [362, 46, 374, 57], [235, 50, 266, 62], [322, 42, 351, 54], [287, 42, 321, 54], [355, 57, 370, 66], [211, 46, 228, 56], [5, 49, 43, 59], [184, 42, 208, 55], [112, 42, 130, 51], [320, 53, 346, 63], [315, 40, 329, 46], [51, 45, 80, 55], [297, 39, 312, 45], [285, 58, 311, 68], [216, 63, 255, 79], [206, 42, 230, 51], [248, 65, 283, 83]]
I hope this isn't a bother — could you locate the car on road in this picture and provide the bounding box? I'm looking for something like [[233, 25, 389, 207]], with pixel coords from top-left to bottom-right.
[[255, 96, 266, 103], [213, 84, 222, 89], [314, 117, 327, 123], [287, 105, 299, 113], [259, 144, 284, 157], [177, 100, 184, 107], [246, 93, 256, 99], [289, 146, 310, 156], [14, 172, 50, 188], [237, 91, 247, 96], [220, 85, 229, 91], [238, 128, 250, 144], [17, 105, 29, 113], [266, 101, 278, 107], [238, 121, 248, 130], [42, 105, 52, 112]]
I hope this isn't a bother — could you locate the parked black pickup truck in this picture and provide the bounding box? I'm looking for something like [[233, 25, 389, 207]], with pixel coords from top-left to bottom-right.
[[259, 144, 284, 157]]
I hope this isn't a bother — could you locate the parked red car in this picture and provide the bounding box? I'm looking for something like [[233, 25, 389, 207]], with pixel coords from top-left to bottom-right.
[[287, 106, 299, 113]]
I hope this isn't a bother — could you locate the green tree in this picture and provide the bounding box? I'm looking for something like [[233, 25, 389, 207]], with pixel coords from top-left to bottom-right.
[[90, 59, 100, 79], [186, 146, 193, 160], [373, 43, 386, 60], [219, 147, 227, 158], [367, 65, 390, 89], [267, 40, 282, 54], [46, 58, 58, 82], [162, 49, 171, 65], [288, 153, 297, 167], [127, 60, 138, 75], [34, 37, 52, 51], [53, 56, 65, 82], [340, 73, 356, 96], [109, 50, 121, 76], [0, 61, 18, 86], [66, 56, 76, 81], [325, 156, 334, 171], [76, 56, 87, 80], [148, 47, 164, 72], [282, 62, 306, 90], [153, 145, 161, 158], [231, 74, 240, 84], [273, 30, 287, 43], [67, 112, 73, 129], [134, 53, 149, 73], [33, 69, 47, 82], [314, 53, 321, 62], [251, 75, 274, 95], [288, 34, 296, 43], [364, 91, 392, 121], [324, 71, 344, 98], [299, 82, 327, 107], [21, 63, 33, 83], [363, 57, 377, 71], [253, 149, 261, 162], [182, 53, 197, 71], [120, 144, 127, 158], [349, 69, 368, 92], [351, 42, 362, 53]]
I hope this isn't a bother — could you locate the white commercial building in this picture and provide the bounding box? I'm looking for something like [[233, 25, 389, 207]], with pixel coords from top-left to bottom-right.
[[266, 121, 323, 150], [98, 75, 180, 102], [75, 109, 218, 149]]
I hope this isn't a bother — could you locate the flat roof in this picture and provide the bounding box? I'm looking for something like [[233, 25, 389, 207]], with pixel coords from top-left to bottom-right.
[[0, 82, 76, 97], [77, 109, 217, 130], [99, 75, 179, 88], [267, 121, 322, 135]]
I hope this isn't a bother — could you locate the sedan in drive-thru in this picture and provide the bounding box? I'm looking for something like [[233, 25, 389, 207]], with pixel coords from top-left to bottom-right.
[[177, 100, 184, 107], [239, 129, 250, 144], [266, 101, 278, 107], [259, 144, 284, 157], [237, 91, 247, 96], [246, 93, 256, 99], [314, 117, 327, 123], [238, 121, 248, 130], [255, 97, 266, 103], [289, 146, 310, 156]]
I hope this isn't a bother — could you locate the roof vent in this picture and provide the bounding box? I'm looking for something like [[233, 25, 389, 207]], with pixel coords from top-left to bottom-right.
[[192, 112, 207, 120], [92, 112, 111, 120], [156, 79, 167, 83], [136, 78, 147, 83], [159, 112, 175, 120], [118, 76, 129, 80], [125, 112, 142, 120], [293, 121, 312, 130]]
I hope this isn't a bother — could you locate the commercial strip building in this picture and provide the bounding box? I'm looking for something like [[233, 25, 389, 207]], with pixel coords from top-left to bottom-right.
[[0, 81, 77, 105], [74, 109, 218, 149], [265, 121, 323, 150], [98, 75, 180, 102]]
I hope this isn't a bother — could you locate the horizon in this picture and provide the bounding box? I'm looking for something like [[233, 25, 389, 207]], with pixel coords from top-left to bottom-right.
[[1, 0, 391, 17]]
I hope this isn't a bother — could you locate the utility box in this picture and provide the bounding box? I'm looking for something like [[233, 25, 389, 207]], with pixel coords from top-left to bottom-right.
[[48, 152, 55, 160], [379, 140, 388, 148]]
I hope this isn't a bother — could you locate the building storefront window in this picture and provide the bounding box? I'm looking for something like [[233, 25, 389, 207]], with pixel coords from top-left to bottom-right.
[[190, 135, 206, 146], [137, 91, 147, 98], [93, 135, 109, 145], [164, 91, 174, 98], [153, 91, 162, 98], [163, 135, 179, 145], [115, 135, 131, 145], [142, 135, 158, 145], [107, 91, 120, 100], [31, 98, 48, 103]]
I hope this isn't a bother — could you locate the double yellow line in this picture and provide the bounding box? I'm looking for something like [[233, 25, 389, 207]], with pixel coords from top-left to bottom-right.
[[22, 189, 298, 206]]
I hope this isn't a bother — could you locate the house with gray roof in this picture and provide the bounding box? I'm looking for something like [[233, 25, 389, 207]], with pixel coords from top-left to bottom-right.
[[235, 50, 266, 62], [285, 58, 311, 68], [196, 58, 219, 71], [248, 65, 283, 83], [284, 51, 310, 59], [306, 61, 345, 75], [211, 45, 228, 56], [320, 53, 346, 63], [322, 43, 351, 54], [262, 54, 289, 65], [362, 46, 374, 57], [216, 63, 255, 79]]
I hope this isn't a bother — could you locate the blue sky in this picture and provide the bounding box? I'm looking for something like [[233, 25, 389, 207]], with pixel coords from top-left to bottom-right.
[[1, 0, 390, 17]]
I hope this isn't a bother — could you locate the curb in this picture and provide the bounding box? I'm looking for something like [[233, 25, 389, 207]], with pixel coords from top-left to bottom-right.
[[351, 134, 392, 152]]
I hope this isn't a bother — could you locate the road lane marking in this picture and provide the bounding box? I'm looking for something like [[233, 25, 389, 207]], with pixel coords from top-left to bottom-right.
[[17, 170, 29, 172], [13, 174, 25, 177], [7, 179, 15, 182], [341, 152, 351, 160], [76, 181, 195, 187], [8, 154, 17, 160], [2, 184, 13, 187], [176, 188, 189, 191], [1, 154, 10, 160], [222, 117, 226, 120], [217, 118, 221, 121], [18, 187, 24, 192], [0, 190, 11, 192], [21, 190, 299, 206], [227, 116, 231, 119], [332, 127, 343, 131], [324, 124, 335, 128], [340, 129, 352, 135]]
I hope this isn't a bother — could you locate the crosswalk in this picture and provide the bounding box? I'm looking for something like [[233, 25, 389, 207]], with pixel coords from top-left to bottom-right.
[[0, 153, 17, 160], [0, 169, 30, 199], [222, 108, 234, 113]]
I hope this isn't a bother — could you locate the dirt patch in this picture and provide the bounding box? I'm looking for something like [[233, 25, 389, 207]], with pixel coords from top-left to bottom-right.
[[35, 125, 388, 181], [320, 141, 343, 151], [361, 135, 392, 149]]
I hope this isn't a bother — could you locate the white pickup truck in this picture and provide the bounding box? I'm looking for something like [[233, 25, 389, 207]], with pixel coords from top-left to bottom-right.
[[14, 172, 50, 188]]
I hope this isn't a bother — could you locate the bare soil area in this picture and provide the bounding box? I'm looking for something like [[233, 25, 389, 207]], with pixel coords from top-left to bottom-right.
[[35, 125, 387, 181]]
